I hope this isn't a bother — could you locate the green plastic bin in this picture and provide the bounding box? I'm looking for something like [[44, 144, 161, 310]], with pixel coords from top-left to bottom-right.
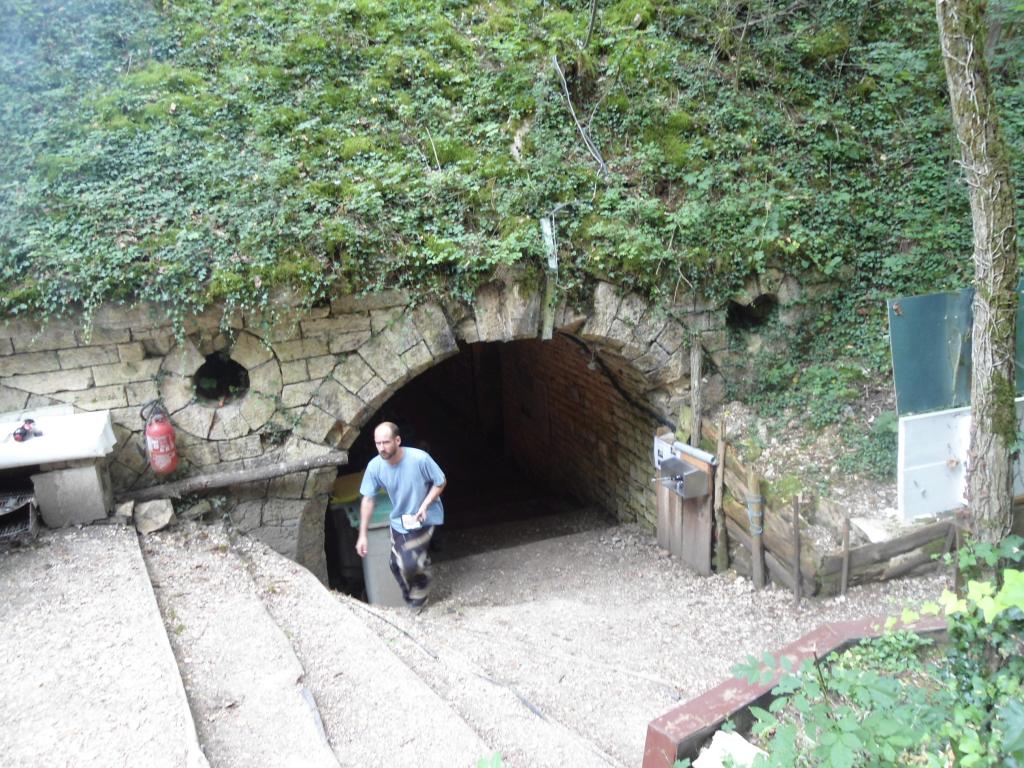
[[339, 493, 405, 608]]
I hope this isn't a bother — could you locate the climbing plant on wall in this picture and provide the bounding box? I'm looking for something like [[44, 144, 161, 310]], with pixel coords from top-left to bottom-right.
[[1, 0, 1021, 360]]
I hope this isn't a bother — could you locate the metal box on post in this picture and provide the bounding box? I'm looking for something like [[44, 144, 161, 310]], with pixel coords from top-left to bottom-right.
[[658, 457, 709, 500], [653, 431, 716, 575]]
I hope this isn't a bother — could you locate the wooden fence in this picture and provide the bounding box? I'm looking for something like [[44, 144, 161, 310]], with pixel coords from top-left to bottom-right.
[[691, 422, 956, 596]]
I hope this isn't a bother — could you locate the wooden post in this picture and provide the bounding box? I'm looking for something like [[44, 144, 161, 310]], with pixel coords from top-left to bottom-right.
[[690, 342, 702, 446], [792, 494, 802, 605], [840, 516, 851, 596], [713, 418, 729, 572], [748, 469, 765, 589]]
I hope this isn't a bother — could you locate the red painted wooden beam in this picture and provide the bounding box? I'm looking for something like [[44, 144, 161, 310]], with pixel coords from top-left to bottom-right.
[[642, 615, 947, 768]]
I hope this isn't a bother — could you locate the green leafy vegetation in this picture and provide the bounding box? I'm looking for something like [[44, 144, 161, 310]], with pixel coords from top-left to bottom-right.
[[733, 536, 1024, 766], [3, 1, 1021, 321], [837, 410, 899, 480], [1, 0, 1022, 453]]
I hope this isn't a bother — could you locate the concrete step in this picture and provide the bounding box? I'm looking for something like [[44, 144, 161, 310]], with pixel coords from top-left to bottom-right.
[[0, 525, 207, 768], [236, 528, 621, 768], [233, 531, 492, 768], [141, 524, 339, 768]]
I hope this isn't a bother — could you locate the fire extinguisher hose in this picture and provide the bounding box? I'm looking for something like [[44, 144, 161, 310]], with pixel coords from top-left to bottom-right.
[[140, 399, 169, 424]]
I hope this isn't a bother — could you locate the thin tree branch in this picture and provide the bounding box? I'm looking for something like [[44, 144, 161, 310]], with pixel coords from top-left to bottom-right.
[[425, 126, 441, 171], [552, 55, 609, 177]]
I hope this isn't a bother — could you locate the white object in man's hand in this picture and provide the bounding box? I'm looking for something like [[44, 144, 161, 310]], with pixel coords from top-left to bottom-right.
[[401, 514, 423, 530]]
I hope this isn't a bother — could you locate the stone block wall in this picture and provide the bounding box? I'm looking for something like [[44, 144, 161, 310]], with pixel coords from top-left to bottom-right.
[[500, 335, 662, 529], [0, 290, 459, 583], [1, 278, 728, 579]]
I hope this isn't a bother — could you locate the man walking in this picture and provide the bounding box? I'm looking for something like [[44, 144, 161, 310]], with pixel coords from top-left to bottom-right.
[[356, 422, 446, 612]]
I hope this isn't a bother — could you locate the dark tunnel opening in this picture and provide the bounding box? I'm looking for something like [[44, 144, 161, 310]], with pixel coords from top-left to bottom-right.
[[323, 336, 660, 597]]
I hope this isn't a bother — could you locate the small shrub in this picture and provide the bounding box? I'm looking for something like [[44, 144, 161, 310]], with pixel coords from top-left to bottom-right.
[[837, 410, 898, 481], [733, 538, 1024, 767]]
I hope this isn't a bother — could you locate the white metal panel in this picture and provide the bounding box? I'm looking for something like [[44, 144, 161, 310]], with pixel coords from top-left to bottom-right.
[[898, 397, 1024, 521]]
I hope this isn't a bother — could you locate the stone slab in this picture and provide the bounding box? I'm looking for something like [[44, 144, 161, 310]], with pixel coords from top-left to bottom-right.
[[142, 525, 340, 768], [0, 526, 208, 768], [239, 535, 490, 768], [5, 350, 62, 375]]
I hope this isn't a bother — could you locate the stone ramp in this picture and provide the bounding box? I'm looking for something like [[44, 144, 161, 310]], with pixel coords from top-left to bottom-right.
[[236, 530, 619, 768], [0, 525, 207, 768], [234, 533, 492, 768], [141, 525, 339, 768], [371, 612, 626, 768]]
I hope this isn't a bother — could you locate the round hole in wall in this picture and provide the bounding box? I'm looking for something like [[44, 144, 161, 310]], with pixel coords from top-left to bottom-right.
[[725, 294, 778, 330], [193, 352, 250, 405]]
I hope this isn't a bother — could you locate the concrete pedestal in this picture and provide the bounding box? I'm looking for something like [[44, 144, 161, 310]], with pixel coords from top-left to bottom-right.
[[32, 464, 112, 528]]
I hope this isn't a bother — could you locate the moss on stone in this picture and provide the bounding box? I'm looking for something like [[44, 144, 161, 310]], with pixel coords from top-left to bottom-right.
[[764, 473, 805, 509]]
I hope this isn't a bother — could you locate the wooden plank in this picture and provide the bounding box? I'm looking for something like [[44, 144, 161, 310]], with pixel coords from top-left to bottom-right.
[[881, 524, 956, 580], [840, 517, 851, 596], [725, 518, 815, 594], [667, 448, 714, 574], [820, 521, 954, 576], [723, 495, 821, 578], [656, 479, 672, 552], [722, 463, 751, 502], [765, 551, 794, 591], [681, 495, 712, 576], [672, 491, 685, 559], [726, 517, 752, 575]]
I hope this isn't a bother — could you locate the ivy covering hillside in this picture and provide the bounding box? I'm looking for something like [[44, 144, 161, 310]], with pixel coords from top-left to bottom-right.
[[1, 0, 1022, 365]]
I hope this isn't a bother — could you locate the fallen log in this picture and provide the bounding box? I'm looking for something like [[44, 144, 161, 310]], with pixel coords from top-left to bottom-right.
[[116, 450, 349, 503], [819, 520, 953, 577]]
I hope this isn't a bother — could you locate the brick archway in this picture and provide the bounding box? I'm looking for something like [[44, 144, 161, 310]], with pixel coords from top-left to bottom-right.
[[0, 278, 727, 586], [291, 279, 726, 581]]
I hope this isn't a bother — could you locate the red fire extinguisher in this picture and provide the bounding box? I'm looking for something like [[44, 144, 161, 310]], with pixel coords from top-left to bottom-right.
[[141, 400, 179, 476]]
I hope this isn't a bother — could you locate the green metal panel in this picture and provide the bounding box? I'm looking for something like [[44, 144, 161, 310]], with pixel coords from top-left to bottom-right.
[[889, 284, 1024, 415], [888, 288, 972, 415]]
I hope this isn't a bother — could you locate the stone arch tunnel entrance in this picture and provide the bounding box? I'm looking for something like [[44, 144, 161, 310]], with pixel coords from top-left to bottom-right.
[[323, 333, 666, 596]]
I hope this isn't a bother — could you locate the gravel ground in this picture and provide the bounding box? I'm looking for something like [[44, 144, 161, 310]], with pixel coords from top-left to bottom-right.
[[344, 507, 950, 767], [234, 527, 491, 768]]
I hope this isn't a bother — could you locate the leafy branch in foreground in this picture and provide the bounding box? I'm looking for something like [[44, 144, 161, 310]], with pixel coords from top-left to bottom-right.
[[732, 536, 1024, 767]]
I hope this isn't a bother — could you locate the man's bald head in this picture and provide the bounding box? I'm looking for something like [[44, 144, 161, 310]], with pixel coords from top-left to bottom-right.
[[373, 422, 402, 462]]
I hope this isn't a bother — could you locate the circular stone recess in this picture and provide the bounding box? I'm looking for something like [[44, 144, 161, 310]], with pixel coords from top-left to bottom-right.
[[158, 331, 284, 440], [194, 353, 249, 405]]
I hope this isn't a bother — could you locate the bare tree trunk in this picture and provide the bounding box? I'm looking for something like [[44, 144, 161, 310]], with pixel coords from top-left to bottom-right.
[[116, 450, 349, 503], [936, 0, 1019, 544]]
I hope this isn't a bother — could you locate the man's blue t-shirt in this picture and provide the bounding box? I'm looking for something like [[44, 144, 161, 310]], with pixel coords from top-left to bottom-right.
[[359, 447, 446, 534]]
